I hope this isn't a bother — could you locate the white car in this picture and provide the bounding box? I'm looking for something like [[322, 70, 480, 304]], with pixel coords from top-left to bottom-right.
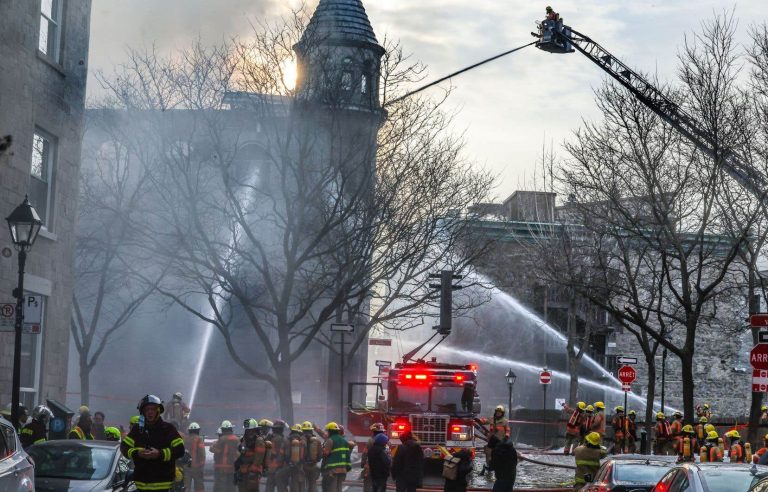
[[0, 416, 34, 491]]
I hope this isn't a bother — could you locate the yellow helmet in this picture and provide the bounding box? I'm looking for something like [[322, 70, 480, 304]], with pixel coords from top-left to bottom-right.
[[682, 425, 694, 434], [594, 401, 605, 410], [290, 424, 302, 433], [614, 406, 624, 413], [706, 430, 719, 441], [763, 405, 768, 412], [764, 433, 768, 442], [699, 416, 708, 423], [656, 412, 665, 420], [577, 402, 586, 410], [729, 430, 741, 440], [585, 432, 601, 446], [703, 403, 710, 409], [325, 422, 340, 431], [301, 421, 313, 432], [258, 419, 273, 427], [704, 424, 715, 433], [628, 410, 636, 416], [586, 405, 594, 412]]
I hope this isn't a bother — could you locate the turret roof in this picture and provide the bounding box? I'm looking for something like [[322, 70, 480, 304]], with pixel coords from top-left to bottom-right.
[[301, 0, 379, 47]]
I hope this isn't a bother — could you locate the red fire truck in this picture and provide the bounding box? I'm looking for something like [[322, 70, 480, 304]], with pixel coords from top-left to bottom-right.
[[347, 357, 480, 460]]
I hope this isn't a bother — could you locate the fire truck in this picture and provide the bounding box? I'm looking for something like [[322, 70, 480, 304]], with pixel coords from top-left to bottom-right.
[[347, 356, 480, 460]]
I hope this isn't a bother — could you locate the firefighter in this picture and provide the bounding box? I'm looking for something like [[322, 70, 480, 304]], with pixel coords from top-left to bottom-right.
[[581, 405, 595, 442], [696, 403, 712, 421], [626, 411, 637, 453], [184, 422, 207, 492], [20, 405, 52, 449], [590, 402, 606, 438], [236, 419, 270, 492], [653, 412, 671, 456], [489, 405, 509, 439], [545, 5, 560, 22], [321, 422, 351, 492], [68, 411, 95, 440], [573, 432, 607, 490], [728, 430, 745, 463], [762, 406, 768, 424], [695, 417, 708, 441], [754, 434, 768, 464], [259, 419, 274, 440], [361, 423, 386, 492], [676, 425, 697, 462], [212, 420, 241, 492], [302, 421, 323, 492], [164, 392, 190, 429], [701, 431, 723, 462], [266, 420, 290, 492], [670, 411, 683, 452], [287, 425, 306, 492], [121, 394, 185, 492], [561, 401, 585, 455], [610, 406, 625, 454]]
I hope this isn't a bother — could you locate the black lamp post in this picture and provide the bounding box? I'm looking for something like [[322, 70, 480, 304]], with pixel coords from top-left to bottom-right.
[[5, 196, 42, 429], [505, 368, 517, 414]]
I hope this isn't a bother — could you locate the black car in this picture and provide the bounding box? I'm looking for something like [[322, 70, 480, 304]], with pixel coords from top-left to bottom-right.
[[582, 455, 677, 492], [27, 440, 133, 491], [654, 463, 768, 492]]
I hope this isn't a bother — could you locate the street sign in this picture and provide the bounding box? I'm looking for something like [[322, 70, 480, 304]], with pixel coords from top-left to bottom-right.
[[0, 296, 43, 334], [760, 331, 768, 344], [539, 370, 552, 385], [375, 360, 391, 367], [751, 344, 768, 370], [753, 369, 768, 392], [369, 338, 391, 346], [618, 365, 637, 384], [617, 356, 638, 365], [622, 382, 632, 392], [330, 323, 354, 333], [752, 314, 768, 327]]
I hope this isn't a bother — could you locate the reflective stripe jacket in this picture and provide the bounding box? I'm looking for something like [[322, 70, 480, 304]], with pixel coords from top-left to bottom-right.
[[120, 417, 185, 491], [20, 420, 47, 449], [731, 442, 745, 463], [184, 434, 206, 469], [211, 433, 241, 470], [564, 407, 581, 435], [574, 444, 606, 486], [68, 426, 94, 440], [323, 434, 351, 474], [590, 412, 606, 435]]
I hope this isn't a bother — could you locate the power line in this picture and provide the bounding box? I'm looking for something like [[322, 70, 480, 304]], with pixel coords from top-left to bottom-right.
[[384, 41, 537, 107]]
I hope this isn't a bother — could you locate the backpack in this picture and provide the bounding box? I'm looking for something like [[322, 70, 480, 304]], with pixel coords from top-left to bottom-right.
[[442, 455, 462, 481]]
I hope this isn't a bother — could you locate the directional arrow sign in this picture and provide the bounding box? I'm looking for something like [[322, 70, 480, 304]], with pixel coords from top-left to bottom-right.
[[617, 356, 638, 365], [330, 323, 354, 333]]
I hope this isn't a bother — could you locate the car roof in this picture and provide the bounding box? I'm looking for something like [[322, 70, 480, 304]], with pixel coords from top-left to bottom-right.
[[608, 454, 679, 464], [31, 439, 119, 449]]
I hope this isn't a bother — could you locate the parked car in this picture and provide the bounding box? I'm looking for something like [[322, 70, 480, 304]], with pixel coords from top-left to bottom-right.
[[653, 463, 768, 492], [0, 416, 34, 491], [582, 455, 677, 492], [28, 439, 133, 491]]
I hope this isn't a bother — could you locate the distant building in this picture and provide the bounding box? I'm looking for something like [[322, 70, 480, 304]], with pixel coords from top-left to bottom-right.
[[0, 1, 93, 409]]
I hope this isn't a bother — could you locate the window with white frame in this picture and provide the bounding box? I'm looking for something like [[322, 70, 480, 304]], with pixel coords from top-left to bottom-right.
[[39, 0, 63, 62], [30, 130, 56, 229]]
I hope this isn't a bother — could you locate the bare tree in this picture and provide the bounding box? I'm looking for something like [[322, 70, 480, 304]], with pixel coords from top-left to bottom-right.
[[89, 11, 493, 421]]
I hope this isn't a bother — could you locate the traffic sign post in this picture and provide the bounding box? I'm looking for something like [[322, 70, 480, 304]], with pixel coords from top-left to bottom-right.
[[753, 369, 768, 392], [751, 314, 768, 328], [540, 369, 551, 447], [0, 295, 43, 334], [751, 344, 768, 371], [331, 324, 355, 423]]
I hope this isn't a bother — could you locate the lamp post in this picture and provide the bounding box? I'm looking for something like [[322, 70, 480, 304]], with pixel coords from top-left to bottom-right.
[[505, 368, 517, 414], [5, 196, 42, 429]]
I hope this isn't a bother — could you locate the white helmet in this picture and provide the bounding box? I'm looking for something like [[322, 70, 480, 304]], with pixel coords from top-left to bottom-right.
[[220, 420, 233, 430], [32, 405, 53, 423], [188, 422, 201, 431]]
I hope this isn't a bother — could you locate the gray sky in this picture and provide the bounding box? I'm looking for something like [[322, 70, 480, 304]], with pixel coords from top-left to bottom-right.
[[88, 0, 762, 200]]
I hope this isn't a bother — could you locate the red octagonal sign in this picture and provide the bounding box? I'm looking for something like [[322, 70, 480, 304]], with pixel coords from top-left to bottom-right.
[[751, 344, 768, 370], [539, 371, 551, 385], [618, 365, 637, 384]]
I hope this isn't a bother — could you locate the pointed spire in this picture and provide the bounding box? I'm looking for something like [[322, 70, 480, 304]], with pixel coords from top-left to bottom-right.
[[300, 0, 380, 48]]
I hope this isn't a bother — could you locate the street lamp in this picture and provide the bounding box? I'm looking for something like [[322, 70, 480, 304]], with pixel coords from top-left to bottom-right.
[[6, 196, 42, 429], [505, 368, 517, 413]]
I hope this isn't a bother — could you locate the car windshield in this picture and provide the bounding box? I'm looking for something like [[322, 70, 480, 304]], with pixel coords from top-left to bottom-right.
[[29, 444, 115, 480], [389, 386, 429, 412], [431, 385, 469, 413], [388, 383, 470, 413], [699, 469, 760, 492], [614, 464, 671, 483]]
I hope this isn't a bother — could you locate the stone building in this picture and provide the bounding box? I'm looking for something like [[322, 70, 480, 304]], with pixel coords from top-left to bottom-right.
[[0, 1, 93, 409]]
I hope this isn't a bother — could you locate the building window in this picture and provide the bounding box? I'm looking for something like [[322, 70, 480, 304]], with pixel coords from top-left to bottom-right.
[[30, 130, 56, 229], [361, 74, 368, 94], [39, 0, 63, 62], [341, 71, 353, 91]]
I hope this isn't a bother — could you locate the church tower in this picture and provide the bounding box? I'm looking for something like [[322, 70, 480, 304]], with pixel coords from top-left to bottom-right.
[[294, 0, 385, 115]]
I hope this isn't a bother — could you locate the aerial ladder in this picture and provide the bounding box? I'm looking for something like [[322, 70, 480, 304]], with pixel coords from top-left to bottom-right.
[[535, 18, 768, 203]]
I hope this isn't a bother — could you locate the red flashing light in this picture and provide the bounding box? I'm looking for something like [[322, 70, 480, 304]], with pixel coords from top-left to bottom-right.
[[469, 364, 478, 371], [404, 374, 413, 380], [396, 422, 408, 431], [455, 374, 464, 382], [451, 425, 462, 432], [415, 374, 428, 380]]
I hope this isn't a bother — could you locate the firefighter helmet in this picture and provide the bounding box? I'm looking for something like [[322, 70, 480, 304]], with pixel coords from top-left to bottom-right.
[[220, 420, 234, 430], [272, 419, 287, 429], [370, 423, 385, 433], [137, 395, 165, 415], [656, 412, 665, 420], [78, 405, 90, 416], [673, 411, 682, 418], [594, 401, 605, 410], [188, 422, 201, 431], [104, 427, 121, 441], [615, 406, 624, 413], [586, 405, 594, 412], [705, 424, 715, 434], [585, 432, 601, 446], [291, 424, 302, 433], [763, 405, 767, 412], [173, 392, 183, 400], [325, 422, 340, 431], [31, 405, 53, 423], [301, 421, 314, 432], [130, 415, 140, 426], [259, 419, 273, 428], [729, 430, 741, 440], [703, 403, 710, 409], [706, 430, 719, 441], [577, 402, 586, 410], [682, 425, 694, 434], [699, 416, 708, 423]]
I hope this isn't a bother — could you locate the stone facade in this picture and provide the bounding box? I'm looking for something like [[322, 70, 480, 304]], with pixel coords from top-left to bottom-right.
[[0, 0, 92, 409]]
